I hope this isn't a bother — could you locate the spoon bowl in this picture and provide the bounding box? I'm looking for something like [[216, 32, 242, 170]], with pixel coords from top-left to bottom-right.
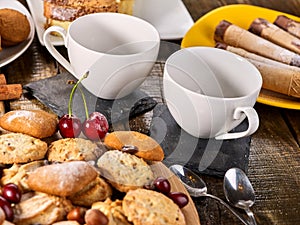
[[169, 164, 249, 225], [224, 168, 257, 225]]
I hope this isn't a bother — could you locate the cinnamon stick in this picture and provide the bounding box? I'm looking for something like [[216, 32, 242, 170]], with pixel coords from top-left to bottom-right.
[[0, 74, 7, 85], [0, 84, 22, 100], [274, 15, 300, 39], [215, 43, 300, 98], [214, 20, 300, 67], [0, 74, 6, 116], [249, 18, 300, 54]]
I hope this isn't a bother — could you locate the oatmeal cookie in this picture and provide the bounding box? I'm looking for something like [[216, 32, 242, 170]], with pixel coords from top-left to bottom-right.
[[97, 150, 154, 192], [47, 138, 106, 162], [0, 133, 48, 164], [123, 189, 186, 225], [104, 131, 164, 161]]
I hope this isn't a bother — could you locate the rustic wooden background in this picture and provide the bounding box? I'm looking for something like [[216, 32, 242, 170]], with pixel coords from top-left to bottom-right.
[[0, 0, 299, 225]]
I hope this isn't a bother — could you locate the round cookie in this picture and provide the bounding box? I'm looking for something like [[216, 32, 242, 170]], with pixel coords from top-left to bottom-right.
[[123, 189, 186, 225], [104, 131, 164, 161], [47, 138, 106, 162], [97, 150, 154, 192], [0, 133, 48, 164], [0, 8, 30, 46]]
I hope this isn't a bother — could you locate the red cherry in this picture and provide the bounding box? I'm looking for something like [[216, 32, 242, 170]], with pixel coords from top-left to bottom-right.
[[2, 183, 21, 204], [168, 192, 189, 208], [153, 177, 171, 194], [58, 114, 82, 138], [83, 112, 109, 141]]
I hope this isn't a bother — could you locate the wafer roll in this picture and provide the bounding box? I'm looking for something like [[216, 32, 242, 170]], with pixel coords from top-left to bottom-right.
[[249, 59, 300, 98], [215, 42, 284, 66], [274, 15, 300, 39], [249, 18, 300, 54], [214, 20, 300, 67], [215, 43, 300, 98]]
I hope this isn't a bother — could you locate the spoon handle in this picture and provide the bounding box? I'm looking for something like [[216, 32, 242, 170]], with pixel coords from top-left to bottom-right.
[[245, 208, 257, 225], [204, 193, 250, 225]]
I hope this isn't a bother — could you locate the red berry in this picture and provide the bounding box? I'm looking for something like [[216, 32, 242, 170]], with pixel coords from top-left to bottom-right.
[[82, 112, 109, 141], [0, 196, 13, 221], [153, 177, 171, 194], [168, 192, 189, 208], [2, 183, 21, 204], [58, 114, 82, 138]]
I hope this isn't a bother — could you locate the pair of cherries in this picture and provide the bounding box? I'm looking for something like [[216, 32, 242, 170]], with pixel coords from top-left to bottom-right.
[[59, 112, 109, 140], [58, 72, 109, 141], [0, 183, 22, 221], [152, 177, 189, 208]]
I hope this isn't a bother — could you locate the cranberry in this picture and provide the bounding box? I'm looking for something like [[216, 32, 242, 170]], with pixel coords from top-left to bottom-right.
[[59, 114, 82, 138], [82, 112, 109, 141], [2, 183, 21, 204], [0, 196, 13, 221], [168, 192, 189, 208], [153, 177, 171, 194]]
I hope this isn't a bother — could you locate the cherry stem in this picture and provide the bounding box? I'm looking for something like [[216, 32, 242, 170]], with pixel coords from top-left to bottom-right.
[[78, 86, 89, 119], [68, 71, 89, 116]]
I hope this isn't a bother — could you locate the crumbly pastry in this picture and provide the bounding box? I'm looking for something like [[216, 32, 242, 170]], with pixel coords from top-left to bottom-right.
[[27, 161, 99, 197], [47, 138, 106, 162], [0, 110, 58, 139], [68, 177, 112, 207], [1, 160, 49, 192], [123, 189, 186, 225], [0, 133, 48, 164], [104, 131, 164, 161], [13, 192, 74, 225], [92, 198, 131, 225], [97, 150, 154, 192], [44, 0, 135, 30], [0, 8, 30, 46]]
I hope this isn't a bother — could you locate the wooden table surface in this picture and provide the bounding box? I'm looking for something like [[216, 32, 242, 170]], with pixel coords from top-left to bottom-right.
[[1, 0, 300, 225]]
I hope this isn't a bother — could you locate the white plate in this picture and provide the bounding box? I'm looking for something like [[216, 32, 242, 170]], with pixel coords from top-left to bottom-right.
[[0, 0, 35, 68], [26, 0, 194, 45]]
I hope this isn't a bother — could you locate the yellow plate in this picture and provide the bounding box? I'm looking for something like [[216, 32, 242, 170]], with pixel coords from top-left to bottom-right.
[[181, 4, 300, 110]]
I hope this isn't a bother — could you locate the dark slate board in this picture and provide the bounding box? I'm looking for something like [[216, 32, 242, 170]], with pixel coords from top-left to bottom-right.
[[149, 104, 251, 177], [23, 73, 157, 124]]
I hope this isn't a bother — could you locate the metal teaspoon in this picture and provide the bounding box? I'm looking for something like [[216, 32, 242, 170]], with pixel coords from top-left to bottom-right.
[[169, 164, 250, 225], [224, 168, 257, 225]]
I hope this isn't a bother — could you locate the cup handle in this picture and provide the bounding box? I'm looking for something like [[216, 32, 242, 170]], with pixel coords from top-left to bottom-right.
[[215, 106, 259, 140], [43, 26, 75, 75]]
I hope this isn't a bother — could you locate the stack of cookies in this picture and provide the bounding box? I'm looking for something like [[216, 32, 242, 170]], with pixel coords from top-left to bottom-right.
[[0, 109, 187, 225]]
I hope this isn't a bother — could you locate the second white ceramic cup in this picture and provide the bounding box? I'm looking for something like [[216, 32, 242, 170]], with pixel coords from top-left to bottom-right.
[[163, 47, 262, 140], [43, 13, 160, 99]]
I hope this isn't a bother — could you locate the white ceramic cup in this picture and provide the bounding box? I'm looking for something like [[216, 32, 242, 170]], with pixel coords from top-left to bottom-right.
[[43, 13, 160, 99], [163, 47, 262, 140]]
